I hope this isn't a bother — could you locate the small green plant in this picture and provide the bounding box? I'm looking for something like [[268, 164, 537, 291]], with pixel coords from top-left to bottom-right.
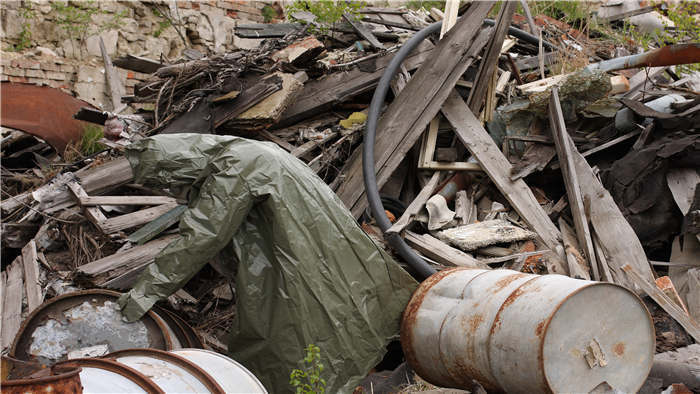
[[10, 3, 35, 51], [289, 344, 326, 394], [80, 125, 107, 156], [286, 0, 366, 34], [405, 0, 446, 11], [261, 5, 277, 23], [50, 1, 127, 59]]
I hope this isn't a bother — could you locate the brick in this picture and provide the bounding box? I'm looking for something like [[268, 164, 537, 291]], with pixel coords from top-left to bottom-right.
[[4, 67, 25, 77], [47, 80, 72, 90], [60, 64, 76, 73], [226, 10, 237, 18], [217, 1, 235, 10], [177, 1, 191, 9], [40, 61, 60, 71], [234, 4, 260, 14], [27, 77, 46, 85], [125, 78, 140, 87], [25, 69, 46, 78], [45, 71, 67, 81], [11, 58, 40, 69], [1, 57, 12, 67], [9, 76, 28, 83], [1, 74, 8, 81]]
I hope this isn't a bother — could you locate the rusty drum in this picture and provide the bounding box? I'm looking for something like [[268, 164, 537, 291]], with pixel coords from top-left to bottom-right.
[[401, 268, 655, 393]]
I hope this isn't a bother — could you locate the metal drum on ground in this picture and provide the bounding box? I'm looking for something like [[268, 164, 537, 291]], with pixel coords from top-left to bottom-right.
[[171, 348, 268, 393]]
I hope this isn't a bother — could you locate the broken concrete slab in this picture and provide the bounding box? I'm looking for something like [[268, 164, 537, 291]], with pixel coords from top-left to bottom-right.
[[436, 219, 536, 252]]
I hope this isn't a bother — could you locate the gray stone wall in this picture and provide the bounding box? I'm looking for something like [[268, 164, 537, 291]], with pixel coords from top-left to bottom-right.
[[1, 0, 282, 109]]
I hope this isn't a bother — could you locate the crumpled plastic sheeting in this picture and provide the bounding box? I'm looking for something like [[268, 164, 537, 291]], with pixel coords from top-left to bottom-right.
[[117, 134, 417, 393]]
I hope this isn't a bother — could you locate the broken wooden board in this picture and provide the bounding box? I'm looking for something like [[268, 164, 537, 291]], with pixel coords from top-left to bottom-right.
[[568, 129, 656, 288], [68, 180, 109, 229], [127, 205, 187, 245], [387, 172, 441, 235], [21, 240, 43, 313], [228, 73, 304, 129], [78, 196, 179, 206], [100, 203, 179, 234], [336, 3, 496, 218], [404, 231, 487, 269], [276, 40, 435, 128], [77, 235, 179, 286], [623, 265, 700, 343], [436, 219, 536, 252], [344, 13, 384, 49], [2, 257, 23, 349], [559, 218, 591, 280], [213, 74, 283, 129], [467, 0, 518, 114], [549, 87, 599, 280], [113, 54, 164, 74], [443, 89, 568, 273], [100, 36, 126, 112]]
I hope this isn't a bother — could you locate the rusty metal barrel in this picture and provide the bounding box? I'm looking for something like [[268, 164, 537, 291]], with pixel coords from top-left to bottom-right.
[[401, 268, 655, 393]]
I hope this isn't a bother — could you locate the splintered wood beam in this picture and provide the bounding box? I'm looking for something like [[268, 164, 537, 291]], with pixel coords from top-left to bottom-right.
[[344, 13, 384, 49], [404, 231, 487, 269], [21, 240, 43, 313], [467, 0, 518, 114], [68, 180, 109, 229], [128, 205, 187, 245], [100, 37, 126, 113], [100, 203, 179, 234], [2, 258, 23, 349], [442, 89, 568, 275], [623, 265, 700, 343], [549, 87, 600, 280], [336, 3, 496, 218], [79, 196, 179, 206], [387, 172, 441, 235]]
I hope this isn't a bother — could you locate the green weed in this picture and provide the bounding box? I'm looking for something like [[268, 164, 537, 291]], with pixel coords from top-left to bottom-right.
[[289, 344, 326, 394]]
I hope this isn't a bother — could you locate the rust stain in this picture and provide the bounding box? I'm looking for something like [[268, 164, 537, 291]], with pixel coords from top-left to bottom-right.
[[401, 268, 465, 377], [491, 273, 527, 293], [613, 342, 625, 357], [467, 314, 484, 332], [1, 365, 83, 394], [535, 321, 545, 337], [1, 83, 94, 154]]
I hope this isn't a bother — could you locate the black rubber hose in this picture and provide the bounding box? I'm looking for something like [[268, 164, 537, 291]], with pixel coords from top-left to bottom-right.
[[363, 19, 556, 279], [484, 18, 560, 52]]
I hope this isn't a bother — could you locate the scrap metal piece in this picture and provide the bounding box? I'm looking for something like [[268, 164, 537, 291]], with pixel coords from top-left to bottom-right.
[[0, 83, 93, 153]]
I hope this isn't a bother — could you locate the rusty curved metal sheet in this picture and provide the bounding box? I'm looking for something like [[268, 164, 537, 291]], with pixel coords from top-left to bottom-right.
[[1, 82, 95, 153]]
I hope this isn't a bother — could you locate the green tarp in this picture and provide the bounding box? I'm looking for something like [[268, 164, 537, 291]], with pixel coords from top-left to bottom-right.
[[117, 134, 417, 393]]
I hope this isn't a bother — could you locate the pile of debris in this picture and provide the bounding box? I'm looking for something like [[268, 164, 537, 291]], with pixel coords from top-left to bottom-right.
[[2, 1, 699, 393]]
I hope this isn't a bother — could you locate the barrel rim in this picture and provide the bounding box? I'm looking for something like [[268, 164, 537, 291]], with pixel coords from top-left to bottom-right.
[[55, 357, 165, 394]]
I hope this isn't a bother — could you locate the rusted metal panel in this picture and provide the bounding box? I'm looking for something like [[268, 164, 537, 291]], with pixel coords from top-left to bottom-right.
[[1, 364, 83, 394], [401, 268, 655, 393], [0, 83, 94, 153], [10, 289, 173, 363]]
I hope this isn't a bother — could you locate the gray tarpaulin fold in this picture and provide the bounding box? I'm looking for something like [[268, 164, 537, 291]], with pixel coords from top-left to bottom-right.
[[117, 133, 417, 393]]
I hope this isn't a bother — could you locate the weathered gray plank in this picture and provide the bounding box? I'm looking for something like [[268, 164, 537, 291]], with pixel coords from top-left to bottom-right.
[[344, 13, 384, 49], [549, 87, 599, 280], [404, 231, 487, 269], [128, 205, 187, 245], [2, 258, 23, 349], [68, 180, 109, 228], [79, 196, 179, 206], [336, 3, 496, 217], [442, 89, 568, 274], [100, 203, 178, 234], [21, 240, 42, 313], [100, 37, 126, 112]]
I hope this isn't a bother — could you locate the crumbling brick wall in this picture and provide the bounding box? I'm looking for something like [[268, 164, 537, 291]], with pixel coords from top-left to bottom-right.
[[0, 0, 283, 109]]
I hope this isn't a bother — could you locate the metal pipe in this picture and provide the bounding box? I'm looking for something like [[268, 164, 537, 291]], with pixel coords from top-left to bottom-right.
[[587, 43, 700, 73], [401, 268, 655, 393]]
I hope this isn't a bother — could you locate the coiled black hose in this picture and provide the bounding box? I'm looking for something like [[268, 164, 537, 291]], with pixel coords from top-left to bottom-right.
[[362, 19, 555, 279]]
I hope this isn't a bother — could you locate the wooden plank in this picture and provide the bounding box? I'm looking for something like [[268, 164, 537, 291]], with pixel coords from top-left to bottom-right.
[[21, 240, 42, 313], [79, 196, 179, 206], [467, 0, 518, 114], [113, 54, 164, 74], [598, 5, 656, 23], [404, 231, 487, 269], [67, 181, 109, 228], [2, 258, 23, 349], [99, 37, 126, 113], [549, 87, 599, 280], [128, 205, 187, 245], [559, 218, 591, 280], [336, 4, 495, 217], [78, 234, 179, 278], [622, 265, 700, 343], [258, 129, 295, 152], [343, 13, 384, 49], [443, 89, 568, 274], [387, 172, 441, 235], [291, 132, 338, 158], [0, 271, 5, 349], [100, 203, 178, 234], [569, 131, 655, 288], [276, 40, 434, 128], [439, 0, 459, 38], [592, 229, 616, 284], [514, 52, 559, 71], [362, 17, 419, 31]]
